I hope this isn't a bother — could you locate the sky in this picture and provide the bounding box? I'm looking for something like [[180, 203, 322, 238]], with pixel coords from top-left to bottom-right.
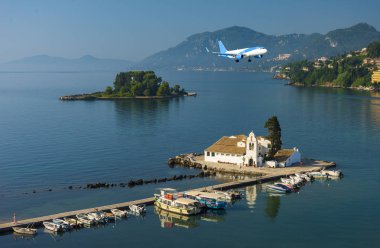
[[0, 0, 380, 62]]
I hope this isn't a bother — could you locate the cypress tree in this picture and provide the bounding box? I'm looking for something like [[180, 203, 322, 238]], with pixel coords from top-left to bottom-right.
[[264, 116, 282, 158]]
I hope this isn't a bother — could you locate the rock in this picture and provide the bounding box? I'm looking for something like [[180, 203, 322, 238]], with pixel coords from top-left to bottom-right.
[[68, 186, 73, 190]]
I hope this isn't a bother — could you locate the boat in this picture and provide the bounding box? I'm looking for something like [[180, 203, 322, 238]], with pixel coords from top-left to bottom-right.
[[76, 213, 94, 225], [154, 188, 202, 215], [184, 190, 227, 209], [87, 211, 106, 223], [111, 208, 128, 217], [12, 226, 37, 235], [321, 169, 342, 177], [43, 221, 63, 232], [63, 217, 80, 227], [266, 183, 293, 194], [308, 171, 329, 178], [202, 189, 233, 201], [52, 218, 71, 230], [102, 211, 116, 220], [128, 204, 146, 215]]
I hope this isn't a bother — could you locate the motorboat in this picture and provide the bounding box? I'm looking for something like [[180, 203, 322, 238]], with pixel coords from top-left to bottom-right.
[[128, 204, 146, 215], [308, 171, 329, 178], [202, 189, 232, 201], [76, 213, 94, 225], [184, 191, 227, 209], [266, 183, 293, 194], [43, 221, 63, 232], [155, 188, 202, 215], [321, 169, 342, 177], [52, 218, 71, 230], [87, 211, 106, 223], [12, 225, 37, 235], [111, 208, 128, 217]]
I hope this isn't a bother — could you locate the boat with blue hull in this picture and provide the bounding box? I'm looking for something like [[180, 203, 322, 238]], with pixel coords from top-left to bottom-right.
[[183, 191, 227, 209]]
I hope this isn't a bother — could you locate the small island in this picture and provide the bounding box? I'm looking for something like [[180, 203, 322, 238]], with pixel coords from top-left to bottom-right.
[[60, 70, 196, 100], [274, 41, 380, 91]]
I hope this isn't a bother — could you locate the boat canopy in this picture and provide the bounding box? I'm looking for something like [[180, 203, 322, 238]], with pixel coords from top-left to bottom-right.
[[175, 198, 199, 205]]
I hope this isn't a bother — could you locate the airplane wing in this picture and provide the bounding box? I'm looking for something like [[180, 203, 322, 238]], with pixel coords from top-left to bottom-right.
[[205, 47, 221, 54]]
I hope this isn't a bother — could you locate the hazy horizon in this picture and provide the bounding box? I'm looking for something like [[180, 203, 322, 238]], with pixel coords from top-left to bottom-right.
[[1, 0, 380, 63]]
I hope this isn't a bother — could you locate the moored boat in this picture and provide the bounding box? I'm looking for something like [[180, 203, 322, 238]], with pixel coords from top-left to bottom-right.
[[111, 208, 128, 217], [12, 226, 37, 235], [155, 188, 202, 215], [321, 169, 342, 177], [128, 204, 146, 215], [266, 183, 293, 194], [52, 218, 71, 230], [184, 191, 227, 209], [76, 213, 94, 225], [43, 221, 63, 232]]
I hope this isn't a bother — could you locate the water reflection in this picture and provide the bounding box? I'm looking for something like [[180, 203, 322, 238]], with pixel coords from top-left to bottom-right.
[[154, 207, 226, 229], [113, 98, 183, 131], [265, 194, 281, 221], [245, 185, 261, 210]]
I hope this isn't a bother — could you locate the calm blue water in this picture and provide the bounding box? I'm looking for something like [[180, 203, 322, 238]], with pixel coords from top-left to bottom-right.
[[0, 71, 379, 247]]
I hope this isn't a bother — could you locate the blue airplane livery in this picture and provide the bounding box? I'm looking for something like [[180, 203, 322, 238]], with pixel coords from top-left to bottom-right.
[[206, 40, 267, 62]]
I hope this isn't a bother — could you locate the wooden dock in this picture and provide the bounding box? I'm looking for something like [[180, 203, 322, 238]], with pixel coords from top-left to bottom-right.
[[0, 162, 335, 234]]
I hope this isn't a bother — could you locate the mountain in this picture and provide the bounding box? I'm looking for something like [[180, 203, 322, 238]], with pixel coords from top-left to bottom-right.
[[136, 23, 380, 71], [0, 55, 133, 72]]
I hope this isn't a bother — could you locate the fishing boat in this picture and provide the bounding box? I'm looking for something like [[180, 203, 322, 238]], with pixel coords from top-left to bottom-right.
[[154, 188, 202, 215], [12, 226, 37, 235], [76, 213, 94, 225], [184, 191, 227, 209], [111, 208, 128, 217], [129, 204, 146, 215], [43, 221, 63, 232], [52, 218, 71, 230]]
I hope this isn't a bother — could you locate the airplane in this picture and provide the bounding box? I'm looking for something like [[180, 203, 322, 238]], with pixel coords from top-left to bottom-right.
[[206, 40, 267, 62]]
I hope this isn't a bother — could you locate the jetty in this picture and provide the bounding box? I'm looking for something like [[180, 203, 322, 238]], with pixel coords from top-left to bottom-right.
[[0, 159, 335, 234]]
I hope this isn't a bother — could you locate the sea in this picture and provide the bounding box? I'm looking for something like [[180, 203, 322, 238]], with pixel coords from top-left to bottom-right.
[[0, 70, 379, 247]]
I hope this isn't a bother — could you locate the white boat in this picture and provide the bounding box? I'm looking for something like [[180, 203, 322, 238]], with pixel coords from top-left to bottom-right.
[[128, 204, 146, 215], [76, 213, 94, 225], [43, 221, 63, 232], [111, 208, 128, 217], [308, 171, 329, 178], [87, 211, 106, 223], [321, 169, 342, 177], [12, 226, 37, 235], [295, 173, 311, 181], [52, 218, 71, 229]]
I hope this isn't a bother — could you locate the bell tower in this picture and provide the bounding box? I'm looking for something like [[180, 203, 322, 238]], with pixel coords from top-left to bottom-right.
[[246, 131, 258, 166]]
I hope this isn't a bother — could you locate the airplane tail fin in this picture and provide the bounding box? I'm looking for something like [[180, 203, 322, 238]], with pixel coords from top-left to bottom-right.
[[218, 40, 227, 54]]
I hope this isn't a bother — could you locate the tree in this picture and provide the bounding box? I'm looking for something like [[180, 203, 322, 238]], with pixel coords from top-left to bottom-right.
[[264, 116, 282, 158], [156, 81, 171, 96], [368, 41, 380, 58], [105, 86, 113, 95]]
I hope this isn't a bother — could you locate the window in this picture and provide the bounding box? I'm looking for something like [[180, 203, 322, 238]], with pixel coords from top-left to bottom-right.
[[207, 152, 210, 156], [211, 152, 215, 157]]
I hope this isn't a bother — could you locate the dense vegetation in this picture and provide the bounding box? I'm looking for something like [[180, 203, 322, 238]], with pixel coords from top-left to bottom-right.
[[264, 116, 282, 159], [103, 71, 186, 97], [280, 42, 380, 88]]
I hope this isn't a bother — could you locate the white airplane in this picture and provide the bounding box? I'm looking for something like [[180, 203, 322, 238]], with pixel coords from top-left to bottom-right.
[[206, 40, 267, 62]]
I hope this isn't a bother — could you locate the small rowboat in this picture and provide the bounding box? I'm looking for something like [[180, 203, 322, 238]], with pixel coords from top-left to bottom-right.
[[12, 226, 37, 235]]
